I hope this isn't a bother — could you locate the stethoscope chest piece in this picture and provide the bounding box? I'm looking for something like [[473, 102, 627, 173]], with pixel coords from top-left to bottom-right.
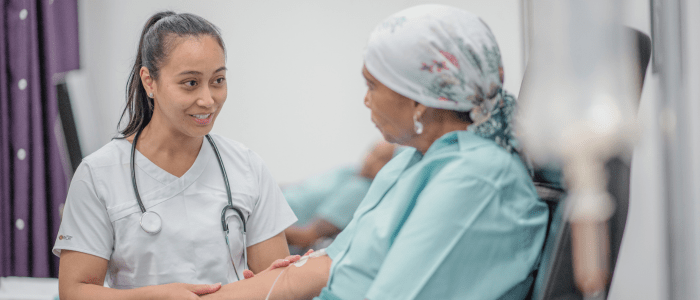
[[140, 211, 162, 234], [130, 130, 247, 279]]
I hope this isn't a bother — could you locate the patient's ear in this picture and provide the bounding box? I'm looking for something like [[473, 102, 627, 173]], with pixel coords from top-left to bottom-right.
[[499, 66, 504, 83]]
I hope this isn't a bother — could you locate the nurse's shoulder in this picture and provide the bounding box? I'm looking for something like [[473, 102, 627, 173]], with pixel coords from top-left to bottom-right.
[[206, 133, 272, 180], [64, 139, 131, 220], [68, 139, 139, 207], [70, 139, 132, 184], [79, 139, 131, 167]]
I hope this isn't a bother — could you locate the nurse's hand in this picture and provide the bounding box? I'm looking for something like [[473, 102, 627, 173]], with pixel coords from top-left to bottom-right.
[[241, 251, 314, 279], [155, 282, 221, 299]]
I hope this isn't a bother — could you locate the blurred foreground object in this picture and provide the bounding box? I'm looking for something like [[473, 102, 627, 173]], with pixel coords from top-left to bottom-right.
[[518, 0, 639, 298], [656, 0, 700, 299]]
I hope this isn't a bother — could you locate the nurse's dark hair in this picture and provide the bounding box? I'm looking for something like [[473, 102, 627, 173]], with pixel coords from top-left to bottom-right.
[[118, 11, 225, 137]]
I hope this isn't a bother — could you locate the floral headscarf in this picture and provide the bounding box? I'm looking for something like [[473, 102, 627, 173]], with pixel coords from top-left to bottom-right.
[[364, 4, 519, 153]]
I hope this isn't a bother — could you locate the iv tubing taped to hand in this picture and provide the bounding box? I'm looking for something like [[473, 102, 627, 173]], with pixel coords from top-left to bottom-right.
[[265, 249, 327, 300]]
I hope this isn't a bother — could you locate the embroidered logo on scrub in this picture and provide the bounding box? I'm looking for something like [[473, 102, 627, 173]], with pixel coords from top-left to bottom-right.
[[59, 235, 73, 241]]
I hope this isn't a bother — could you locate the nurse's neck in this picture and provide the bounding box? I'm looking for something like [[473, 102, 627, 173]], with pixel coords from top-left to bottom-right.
[[128, 115, 204, 178]]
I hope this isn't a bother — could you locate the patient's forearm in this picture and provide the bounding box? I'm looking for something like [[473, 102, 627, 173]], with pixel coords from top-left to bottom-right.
[[203, 255, 331, 300]]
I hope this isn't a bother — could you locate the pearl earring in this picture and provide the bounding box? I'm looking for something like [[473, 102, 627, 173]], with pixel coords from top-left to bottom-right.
[[149, 93, 154, 98], [413, 114, 423, 135]]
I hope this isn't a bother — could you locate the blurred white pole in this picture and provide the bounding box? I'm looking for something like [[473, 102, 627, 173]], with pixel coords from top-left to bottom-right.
[[659, 0, 700, 299], [518, 0, 637, 298]]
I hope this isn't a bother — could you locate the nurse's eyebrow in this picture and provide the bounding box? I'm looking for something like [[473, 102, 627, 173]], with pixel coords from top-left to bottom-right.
[[178, 70, 203, 76], [177, 67, 227, 76]]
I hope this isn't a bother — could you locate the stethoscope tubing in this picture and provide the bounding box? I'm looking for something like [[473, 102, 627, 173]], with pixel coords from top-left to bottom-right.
[[130, 129, 147, 214], [130, 128, 248, 281], [206, 134, 247, 234]]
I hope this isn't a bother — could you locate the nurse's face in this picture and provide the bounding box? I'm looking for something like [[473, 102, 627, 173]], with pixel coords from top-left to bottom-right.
[[147, 35, 227, 138], [362, 66, 418, 145]]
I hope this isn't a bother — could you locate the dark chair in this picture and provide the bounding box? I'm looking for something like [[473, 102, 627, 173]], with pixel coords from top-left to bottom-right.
[[526, 28, 651, 300]]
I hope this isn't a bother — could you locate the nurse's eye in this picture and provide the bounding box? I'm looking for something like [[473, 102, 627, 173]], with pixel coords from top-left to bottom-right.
[[184, 80, 198, 87], [214, 77, 226, 84]]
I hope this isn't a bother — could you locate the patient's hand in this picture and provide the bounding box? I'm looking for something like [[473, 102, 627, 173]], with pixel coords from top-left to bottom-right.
[[202, 252, 331, 300], [242, 253, 303, 279], [242, 250, 315, 279]]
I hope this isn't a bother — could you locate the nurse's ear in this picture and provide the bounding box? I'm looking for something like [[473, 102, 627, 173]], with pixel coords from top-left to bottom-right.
[[139, 66, 156, 97]]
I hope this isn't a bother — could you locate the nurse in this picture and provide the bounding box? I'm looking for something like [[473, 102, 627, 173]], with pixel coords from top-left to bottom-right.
[[200, 4, 549, 300], [53, 12, 299, 299]]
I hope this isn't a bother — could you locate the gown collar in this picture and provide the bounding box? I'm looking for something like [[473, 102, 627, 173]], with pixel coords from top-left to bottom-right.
[[355, 130, 493, 216], [424, 130, 493, 158]]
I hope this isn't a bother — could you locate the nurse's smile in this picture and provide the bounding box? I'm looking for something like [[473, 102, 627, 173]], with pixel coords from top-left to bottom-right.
[[191, 113, 213, 125]]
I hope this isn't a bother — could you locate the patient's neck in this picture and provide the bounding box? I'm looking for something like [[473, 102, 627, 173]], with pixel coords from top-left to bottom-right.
[[408, 110, 470, 155]]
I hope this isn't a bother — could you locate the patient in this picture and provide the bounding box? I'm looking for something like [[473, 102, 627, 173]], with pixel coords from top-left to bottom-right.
[[203, 4, 548, 299], [284, 141, 396, 250]]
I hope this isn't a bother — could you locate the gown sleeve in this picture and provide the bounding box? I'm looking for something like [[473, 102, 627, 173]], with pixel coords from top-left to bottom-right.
[[365, 166, 547, 300], [244, 150, 298, 246], [52, 162, 114, 260]]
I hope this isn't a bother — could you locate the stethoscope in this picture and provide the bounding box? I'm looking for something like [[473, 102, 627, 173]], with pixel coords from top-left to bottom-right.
[[130, 128, 248, 281]]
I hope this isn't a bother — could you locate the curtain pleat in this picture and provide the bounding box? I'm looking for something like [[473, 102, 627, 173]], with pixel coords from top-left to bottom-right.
[[1, 0, 78, 278]]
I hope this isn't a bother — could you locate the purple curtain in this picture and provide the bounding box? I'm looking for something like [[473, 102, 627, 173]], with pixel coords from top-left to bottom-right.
[[0, 0, 79, 277]]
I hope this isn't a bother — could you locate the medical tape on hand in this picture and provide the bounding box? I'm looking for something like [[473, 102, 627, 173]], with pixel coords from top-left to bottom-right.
[[293, 248, 327, 267], [265, 249, 328, 300]]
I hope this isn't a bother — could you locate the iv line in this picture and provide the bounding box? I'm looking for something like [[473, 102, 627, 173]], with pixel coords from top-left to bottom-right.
[[264, 249, 328, 300]]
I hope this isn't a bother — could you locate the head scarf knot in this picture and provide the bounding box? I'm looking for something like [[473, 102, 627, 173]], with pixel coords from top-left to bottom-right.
[[364, 4, 519, 153]]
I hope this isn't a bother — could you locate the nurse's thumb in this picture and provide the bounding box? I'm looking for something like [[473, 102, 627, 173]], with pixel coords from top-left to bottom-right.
[[188, 282, 222, 295]]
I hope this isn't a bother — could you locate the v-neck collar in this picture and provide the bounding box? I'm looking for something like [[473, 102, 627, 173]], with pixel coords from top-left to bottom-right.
[[116, 137, 214, 207], [352, 130, 484, 217], [352, 147, 422, 217]]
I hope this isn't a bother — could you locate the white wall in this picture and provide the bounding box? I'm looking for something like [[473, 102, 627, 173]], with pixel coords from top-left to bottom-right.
[[76, 0, 523, 184]]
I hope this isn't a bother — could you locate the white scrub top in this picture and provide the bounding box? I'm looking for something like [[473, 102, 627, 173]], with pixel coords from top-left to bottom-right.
[[52, 134, 297, 289]]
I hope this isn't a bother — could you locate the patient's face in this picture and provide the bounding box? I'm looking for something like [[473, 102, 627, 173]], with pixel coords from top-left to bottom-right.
[[362, 66, 417, 145]]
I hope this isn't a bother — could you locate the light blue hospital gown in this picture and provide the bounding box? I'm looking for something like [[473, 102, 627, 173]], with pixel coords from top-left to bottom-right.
[[316, 131, 548, 300]]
